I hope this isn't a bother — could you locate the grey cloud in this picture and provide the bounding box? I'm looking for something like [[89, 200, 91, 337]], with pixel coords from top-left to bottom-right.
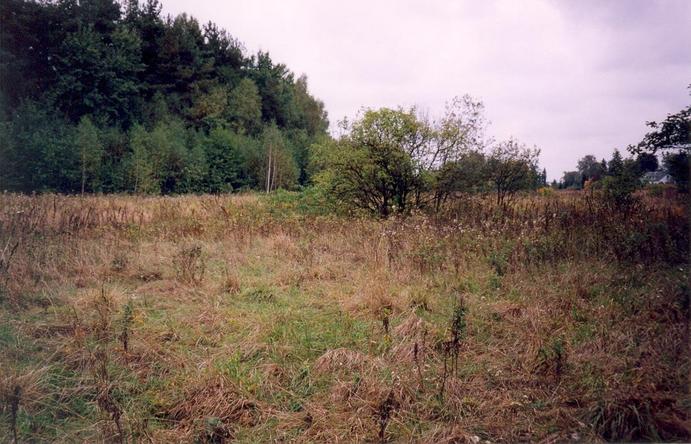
[[161, 0, 690, 180]]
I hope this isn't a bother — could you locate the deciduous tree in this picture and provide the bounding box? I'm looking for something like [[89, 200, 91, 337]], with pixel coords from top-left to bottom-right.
[[226, 78, 262, 135], [577, 154, 606, 182], [485, 139, 540, 206], [76, 116, 103, 193], [315, 108, 430, 216], [127, 124, 156, 193]]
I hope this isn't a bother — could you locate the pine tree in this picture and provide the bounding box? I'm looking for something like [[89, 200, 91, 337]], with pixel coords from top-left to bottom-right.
[[608, 149, 624, 176]]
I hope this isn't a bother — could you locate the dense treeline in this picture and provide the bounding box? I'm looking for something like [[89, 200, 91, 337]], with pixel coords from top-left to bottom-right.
[[0, 0, 328, 193], [0, 0, 548, 211], [4, 0, 683, 210]]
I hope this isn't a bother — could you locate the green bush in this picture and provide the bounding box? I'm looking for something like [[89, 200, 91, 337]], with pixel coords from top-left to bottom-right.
[[266, 187, 339, 217], [600, 168, 640, 208]]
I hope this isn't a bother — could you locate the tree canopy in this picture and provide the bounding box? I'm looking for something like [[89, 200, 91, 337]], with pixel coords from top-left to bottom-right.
[[313, 99, 543, 216], [629, 105, 690, 154], [627, 94, 690, 192], [0, 0, 329, 193]]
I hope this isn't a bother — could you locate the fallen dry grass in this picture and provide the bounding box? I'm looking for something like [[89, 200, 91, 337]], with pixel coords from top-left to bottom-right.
[[0, 191, 688, 442]]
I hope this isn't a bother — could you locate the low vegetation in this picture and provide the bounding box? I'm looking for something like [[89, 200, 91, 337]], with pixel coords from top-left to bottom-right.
[[1, 190, 687, 442]]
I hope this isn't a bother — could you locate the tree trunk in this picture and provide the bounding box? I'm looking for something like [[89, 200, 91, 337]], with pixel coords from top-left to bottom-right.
[[265, 147, 272, 193]]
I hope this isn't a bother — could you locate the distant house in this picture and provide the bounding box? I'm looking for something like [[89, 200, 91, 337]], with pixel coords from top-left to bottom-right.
[[641, 171, 673, 185]]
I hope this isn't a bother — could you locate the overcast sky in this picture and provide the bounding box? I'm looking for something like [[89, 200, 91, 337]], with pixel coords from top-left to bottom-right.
[[161, 0, 691, 180]]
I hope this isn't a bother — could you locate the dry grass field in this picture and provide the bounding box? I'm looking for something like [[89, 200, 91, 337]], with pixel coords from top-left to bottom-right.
[[0, 191, 688, 442]]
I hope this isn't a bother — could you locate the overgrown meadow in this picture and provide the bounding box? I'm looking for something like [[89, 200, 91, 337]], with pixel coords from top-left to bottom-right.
[[0, 190, 688, 442]]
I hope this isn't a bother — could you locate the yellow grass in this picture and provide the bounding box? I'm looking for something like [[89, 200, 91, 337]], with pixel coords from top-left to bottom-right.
[[0, 191, 688, 442]]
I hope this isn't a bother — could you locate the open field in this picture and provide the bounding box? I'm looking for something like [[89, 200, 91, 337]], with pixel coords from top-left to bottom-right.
[[0, 191, 688, 442]]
